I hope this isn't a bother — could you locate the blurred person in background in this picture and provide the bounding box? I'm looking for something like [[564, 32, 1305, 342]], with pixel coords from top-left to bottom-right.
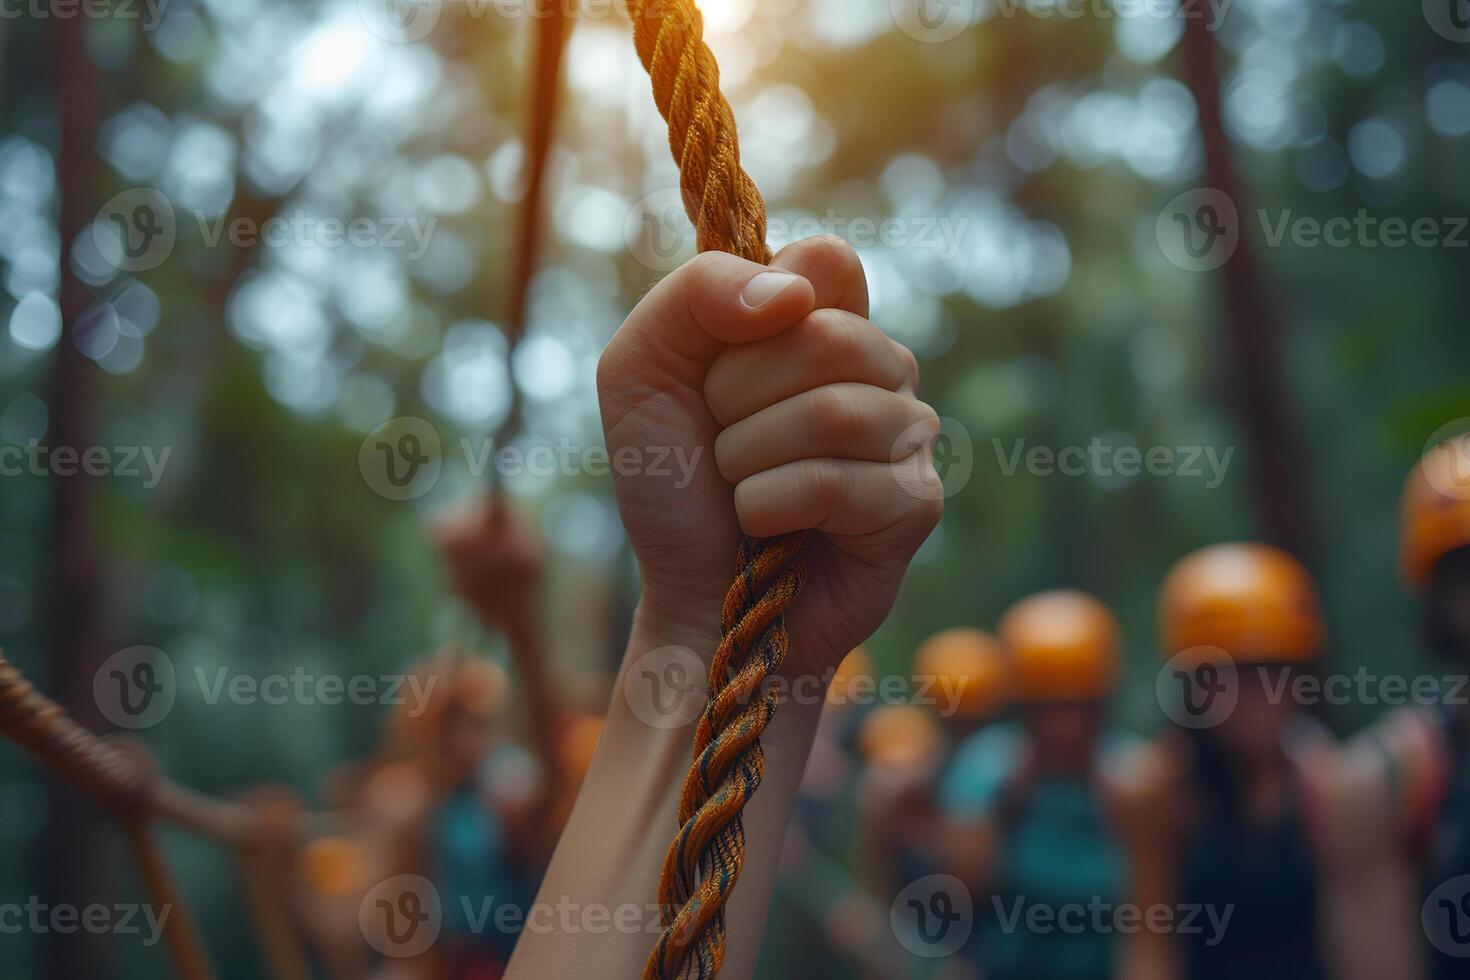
[[1118, 543, 1345, 980], [289, 498, 569, 977], [857, 702, 947, 900], [916, 627, 1010, 750], [1394, 432, 1470, 978], [1311, 432, 1470, 980], [941, 591, 1129, 980]]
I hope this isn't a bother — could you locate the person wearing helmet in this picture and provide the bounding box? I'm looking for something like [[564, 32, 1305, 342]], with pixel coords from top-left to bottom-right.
[[938, 592, 1130, 980], [1117, 543, 1343, 980], [914, 628, 1009, 746], [857, 702, 948, 893], [360, 496, 565, 977], [1312, 432, 1470, 980], [1397, 433, 1470, 976]]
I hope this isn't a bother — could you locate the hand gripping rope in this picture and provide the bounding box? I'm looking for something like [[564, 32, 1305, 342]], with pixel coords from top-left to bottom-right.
[[624, 2, 808, 977]]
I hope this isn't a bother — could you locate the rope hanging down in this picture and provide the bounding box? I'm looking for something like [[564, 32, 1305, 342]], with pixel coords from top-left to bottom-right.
[[0, 650, 219, 979], [626, 2, 808, 977]]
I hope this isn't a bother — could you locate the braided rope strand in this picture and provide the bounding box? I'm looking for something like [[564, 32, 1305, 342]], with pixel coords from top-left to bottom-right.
[[625, 3, 808, 976], [0, 651, 217, 979]]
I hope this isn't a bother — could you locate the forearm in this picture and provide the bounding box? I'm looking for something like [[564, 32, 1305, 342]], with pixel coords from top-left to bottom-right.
[[505, 604, 823, 980]]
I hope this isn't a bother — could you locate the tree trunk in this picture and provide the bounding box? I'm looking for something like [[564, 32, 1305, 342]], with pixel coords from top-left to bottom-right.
[[1179, 14, 1317, 563], [44, 15, 113, 980]]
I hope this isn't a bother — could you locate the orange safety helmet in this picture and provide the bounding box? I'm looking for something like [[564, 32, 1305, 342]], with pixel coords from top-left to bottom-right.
[[912, 628, 1009, 721], [1401, 432, 1470, 591], [857, 704, 943, 770], [1159, 543, 1323, 664], [299, 836, 367, 898], [998, 591, 1121, 702]]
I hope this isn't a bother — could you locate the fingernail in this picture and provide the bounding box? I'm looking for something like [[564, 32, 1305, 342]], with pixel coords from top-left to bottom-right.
[[741, 271, 799, 310]]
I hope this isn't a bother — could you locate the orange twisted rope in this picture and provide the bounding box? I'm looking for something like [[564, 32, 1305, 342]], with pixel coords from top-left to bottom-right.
[[626, 3, 808, 977], [0, 650, 217, 979]]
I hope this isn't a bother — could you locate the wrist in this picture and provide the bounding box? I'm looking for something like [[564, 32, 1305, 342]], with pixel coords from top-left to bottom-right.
[[631, 595, 721, 658], [625, 601, 826, 759]]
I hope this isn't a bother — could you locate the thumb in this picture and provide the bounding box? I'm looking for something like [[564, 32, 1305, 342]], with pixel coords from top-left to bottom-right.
[[602, 251, 816, 390]]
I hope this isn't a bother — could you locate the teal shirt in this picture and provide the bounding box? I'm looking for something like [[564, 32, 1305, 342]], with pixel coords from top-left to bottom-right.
[[940, 724, 1129, 980], [432, 784, 532, 960]]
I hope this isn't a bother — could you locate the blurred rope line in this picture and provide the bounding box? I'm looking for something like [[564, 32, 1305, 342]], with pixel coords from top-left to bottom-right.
[[624, 2, 808, 977], [0, 649, 328, 978], [507, 0, 573, 342], [487, 0, 574, 495]]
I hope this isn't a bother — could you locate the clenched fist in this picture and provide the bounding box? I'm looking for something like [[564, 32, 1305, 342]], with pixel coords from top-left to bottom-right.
[[432, 496, 545, 633], [597, 236, 942, 680]]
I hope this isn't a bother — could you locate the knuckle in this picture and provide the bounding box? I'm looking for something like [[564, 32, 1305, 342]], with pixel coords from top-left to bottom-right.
[[799, 461, 845, 511], [789, 233, 865, 290], [596, 344, 626, 396], [894, 342, 920, 388], [712, 428, 739, 484], [810, 232, 858, 266], [897, 402, 941, 459], [684, 249, 726, 282], [899, 451, 944, 503], [803, 308, 862, 362], [915, 401, 941, 439], [808, 385, 863, 442], [914, 493, 944, 532]]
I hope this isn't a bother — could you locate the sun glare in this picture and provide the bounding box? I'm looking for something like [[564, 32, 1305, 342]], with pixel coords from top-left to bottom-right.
[[699, 0, 755, 37]]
